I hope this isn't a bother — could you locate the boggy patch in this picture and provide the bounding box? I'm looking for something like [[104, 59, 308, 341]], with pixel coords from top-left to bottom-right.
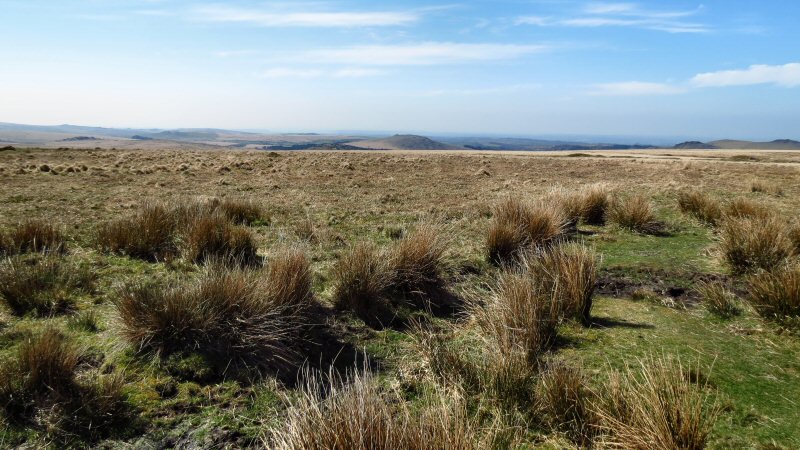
[[596, 267, 737, 307]]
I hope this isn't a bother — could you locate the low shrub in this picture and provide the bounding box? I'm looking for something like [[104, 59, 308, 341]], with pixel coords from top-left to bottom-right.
[[677, 190, 722, 226], [594, 356, 720, 450], [116, 263, 311, 372], [487, 198, 567, 265], [387, 224, 447, 293], [718, 216, 793, 274], [97, 203, 178, 261], [747, 266, 800, 325], [608, 195, 665, 235], [0, 255, 94, 317], [332, 242, 393, 322], [696, 280, 742, 319]]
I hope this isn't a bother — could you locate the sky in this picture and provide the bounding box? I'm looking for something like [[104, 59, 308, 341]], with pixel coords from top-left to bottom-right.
[[1, 0, 799, 140]]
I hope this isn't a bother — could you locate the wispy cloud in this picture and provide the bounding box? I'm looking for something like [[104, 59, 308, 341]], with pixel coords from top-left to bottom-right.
[[192, 5, 418, 28], [260, 67, 383, 79], [691, 63, 800, 88], [517, 2, 709, 33], [300, 42, 549, 66], [417, 84, 541, 97], [591, 81, 687, 96]]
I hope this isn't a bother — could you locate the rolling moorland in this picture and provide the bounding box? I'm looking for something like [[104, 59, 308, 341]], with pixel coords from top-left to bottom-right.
[[1, 145, 800, 448]]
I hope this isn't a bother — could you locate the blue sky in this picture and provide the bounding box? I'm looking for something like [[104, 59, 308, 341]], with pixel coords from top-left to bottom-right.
[[1, 1, 799, 139]]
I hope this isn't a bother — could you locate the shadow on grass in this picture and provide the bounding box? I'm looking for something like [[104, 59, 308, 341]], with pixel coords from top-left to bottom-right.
[[590, 315, 655, 330]]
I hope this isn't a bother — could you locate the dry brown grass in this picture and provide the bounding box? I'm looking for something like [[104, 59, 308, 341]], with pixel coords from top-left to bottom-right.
[[608, 195, 665, 235], [182, 213, 259, 265], [750, 179, 784, 196], [537, 359, 598, 446], [270, 369, 487, 450], [677, 190, 722, 226], [724, 197, 773, 221], [97, 202, 179, 261], [696, 280, 742, 319], [526, 243, 598, 326], [116, 263, 310, 372], [212, 197, 265, 225], [790, 223, 800, 256], [594, 356, 720, 450], [487, 198, 567, 265], [264, 247, 313, 309], [0, 255, 94, 317], [718, 216, 794, 274], [472, 271, 562, 364], [580, 183, 611, 226], [747, 265, 800, 325], [332, 242, 393, 321], [387, 223, 448, 293], [3, 220, 65, 254], [0, 327, 129, 442]]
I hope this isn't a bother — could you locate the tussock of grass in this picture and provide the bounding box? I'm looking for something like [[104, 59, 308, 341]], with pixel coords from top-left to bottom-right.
[[487, 198, 567, 265], [116, 261, 312, 372], [182, 214, 259, 265], [525, 242, 598, 326], [97, 202, 179, 261], [387, 223, 448, 293], [0, 255, 94, 317], [697, 280, 742, 319], [725, 197, 773, 221], [747, 265, 800, 325], [594, 356, 720, 450], [472, 271, 562, 364], [750, 179, 783, 196], [1, 220, 65, 255], [718, 216, 794, 274], [580, 183, 610, 226], [270, 369, 488, 450], [677, 190, 722, 226], [537, 359, 598, 446], [212, 197, 266, 225], [0, 328, 129, 442], [332, 242, 393, 322], [608, 195, 665, 235]]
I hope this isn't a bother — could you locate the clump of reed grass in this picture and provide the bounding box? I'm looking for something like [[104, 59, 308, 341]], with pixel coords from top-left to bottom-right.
[[747, 265, 800, 325], [594, 356, 720, 450], [487, 198, 567, 265], [718, 216, 794, 274], [677, 190, 722, 226], [2, 220, 65, 255], [608, 195, 665, 235], [332, 242, 394, 323], [0, 255, 94, 317], [387, 223, 448, 294], [696, 280, 742, 319], [97, 202, 178, 261]]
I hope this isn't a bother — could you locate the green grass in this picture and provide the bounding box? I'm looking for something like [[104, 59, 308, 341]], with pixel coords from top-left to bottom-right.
[[561, 297, 800, 448]]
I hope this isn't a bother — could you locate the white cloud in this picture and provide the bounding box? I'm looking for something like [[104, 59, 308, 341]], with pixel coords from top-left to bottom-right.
[[517, 2, 709, 33], [417, 84, 541, 97], [691, 63, 800, 88], [260, 67, 383, 79], [301, 42, 549, 66], [192, 5, 418, 27], [591, 81, 687, 96]]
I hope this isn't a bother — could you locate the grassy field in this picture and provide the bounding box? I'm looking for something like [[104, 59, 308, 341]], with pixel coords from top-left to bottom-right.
[[0, 147, 799, 448]]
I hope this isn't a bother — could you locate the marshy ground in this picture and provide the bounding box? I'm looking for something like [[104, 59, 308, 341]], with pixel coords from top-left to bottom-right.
[[1, 147, 799, 448]]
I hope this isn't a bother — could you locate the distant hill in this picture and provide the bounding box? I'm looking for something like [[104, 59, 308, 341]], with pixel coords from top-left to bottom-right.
[[348, 134, 459, 150], [709, 139, 800, 150], [674, 141, 717, 149]]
